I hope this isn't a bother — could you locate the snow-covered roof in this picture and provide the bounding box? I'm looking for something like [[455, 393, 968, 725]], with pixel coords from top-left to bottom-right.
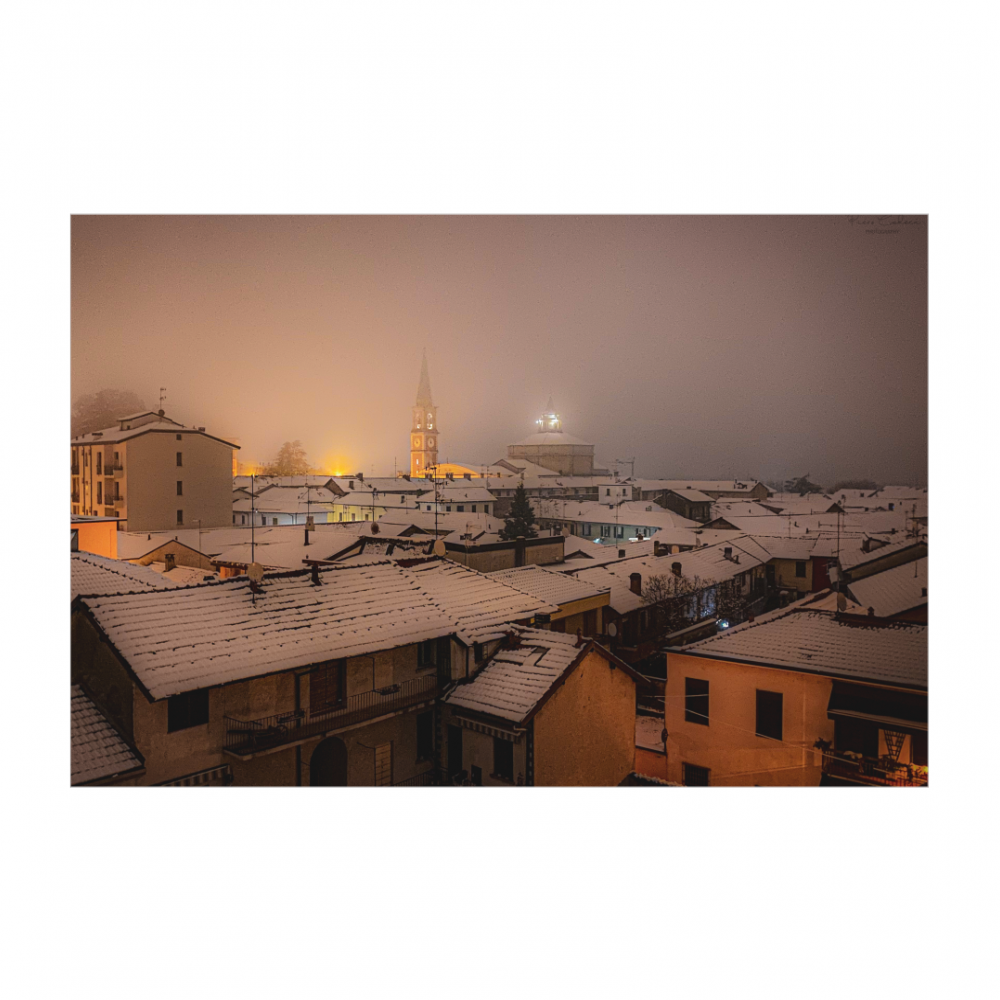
[[77, 564, 458, 699], [234, 485, 339, 514], [677, 607, 927, 688], [486, 564, 610, 607], [534, 499, 699, 531], [71, 551, 181, 601], [443, 627, 586, 723], [838, 535, 926, 572], [633, 479, 765, 494], [404, 560, 557, 644], [77, 558, 558, 699], [72, 416, 236, 448], [846, 558, 928, 617], [415, 486, 497, 504], [71, 685, 143, 784], [377, 509, 506, 536]]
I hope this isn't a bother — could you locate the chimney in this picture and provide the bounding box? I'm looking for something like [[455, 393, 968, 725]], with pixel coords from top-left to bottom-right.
[[401, 474, 411, 481], [629, 572, 642, 595], [618, 548, 625, 558], [164, 552, 176, 571], [349, 480, 355, 490], [575, 628, 584, 647], [867, 606, 875, 617], [311, 563, 322, 586], [671, 561, 682, 576], [515, 535, 526, 567], [724, 546, 733, 560]]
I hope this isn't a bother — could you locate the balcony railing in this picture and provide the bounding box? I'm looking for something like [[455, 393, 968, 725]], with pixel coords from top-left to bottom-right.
[[114, 495, 125, 507], [71, 492, 80, 503], [71, 464, 80, 475], [224, 675, 440, 755], [113, 463, 124, 476], [822, 752, 928, 787], [392, 767, 443, 787]]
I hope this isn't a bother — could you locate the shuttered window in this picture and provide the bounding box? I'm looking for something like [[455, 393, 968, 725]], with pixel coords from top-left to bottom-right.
[[756, 690, 783, 741], [311, 660, 345, 712], [374, 743, 393, 786]]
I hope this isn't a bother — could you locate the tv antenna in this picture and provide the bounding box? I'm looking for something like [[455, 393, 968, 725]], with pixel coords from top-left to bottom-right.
[[159, 387, 167, 410], [615, 457, 635, 481]]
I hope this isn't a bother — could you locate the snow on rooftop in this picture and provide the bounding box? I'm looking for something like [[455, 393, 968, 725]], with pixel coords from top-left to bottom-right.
[[71, 686, 143, 784], [846, 558, 928, 617], [677, 607, 927, 688], [443, 626, 584, 723], [486, 564, 610, 607], [78, 563, 458, 699], [405, 560, 557, 644], [838, 534, 927, 572], [71, 551, 182, 601]]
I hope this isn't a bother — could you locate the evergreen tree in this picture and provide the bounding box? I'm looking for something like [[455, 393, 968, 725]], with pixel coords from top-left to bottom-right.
[[499, 483, 538, 540]]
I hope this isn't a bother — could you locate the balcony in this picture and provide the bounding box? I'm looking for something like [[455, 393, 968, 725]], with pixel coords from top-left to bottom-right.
[[113, 463, 124, 477], [71, 464, 80, 475], [113, 495, 126, 507], [822, 751, 928, 787], [71, 492, 80, 503], [224, 675, 440, 756]]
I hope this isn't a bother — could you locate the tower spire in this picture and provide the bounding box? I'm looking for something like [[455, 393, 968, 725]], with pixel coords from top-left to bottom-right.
[[416, 348, 433, 407]]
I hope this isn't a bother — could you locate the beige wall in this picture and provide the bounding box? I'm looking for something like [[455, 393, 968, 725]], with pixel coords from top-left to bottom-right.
[[533, 649, 636, 786], [119, 430, 233, 532], [664, 652, 834, 787], [74, 519, 118, 558]]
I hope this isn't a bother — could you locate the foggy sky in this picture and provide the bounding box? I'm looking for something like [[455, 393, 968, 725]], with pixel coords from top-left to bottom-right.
[[71, 216, 927, 486]]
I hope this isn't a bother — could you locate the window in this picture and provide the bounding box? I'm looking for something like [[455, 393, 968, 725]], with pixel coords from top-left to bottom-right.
[[416, 711, 434, 760], [471, 505, 477, 513], [756, 690, 783, 741], [685, 677, 709, 725], [167, 689, 209, 732], [374, 742, 393, 785], [493, 737, 514, 782], [177, 481, 183, 496], [683, 763, 710, 786], [446, 505, 452, 512], [176, 434, 182, 441], [96, 454, 102, 474], [418, 636, 450, 670], [606, 489, 610, 496], [177, 509, 183, 525], [96, 483, 102, 504], [176, 452, 183, 467], [457, 505, 465, 512], [310, 660, 345, 711], [447, 725, 463, 776], [470, 764, 482, 786], [795, 561, 807, 578]]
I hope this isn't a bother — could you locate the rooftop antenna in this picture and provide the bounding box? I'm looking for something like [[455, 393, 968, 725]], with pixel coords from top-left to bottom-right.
[[615, 457, 636, 481], [159, 387, 167, 410]]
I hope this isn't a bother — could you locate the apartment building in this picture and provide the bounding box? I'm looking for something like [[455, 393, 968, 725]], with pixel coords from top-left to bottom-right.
[[71, 409, 237, 532]]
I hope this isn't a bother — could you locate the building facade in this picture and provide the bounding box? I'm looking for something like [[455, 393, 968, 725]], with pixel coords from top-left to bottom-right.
[[72, 410, 237, 532]]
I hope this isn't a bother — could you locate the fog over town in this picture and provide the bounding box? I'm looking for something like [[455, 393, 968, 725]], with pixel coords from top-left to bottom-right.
[[72, 215, 926, 488]]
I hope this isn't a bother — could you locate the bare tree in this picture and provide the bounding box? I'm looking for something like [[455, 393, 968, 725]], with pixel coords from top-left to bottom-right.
[[641, 572, 713, 637], [260, 440, 310, 476], [72, 389, 146, 437]]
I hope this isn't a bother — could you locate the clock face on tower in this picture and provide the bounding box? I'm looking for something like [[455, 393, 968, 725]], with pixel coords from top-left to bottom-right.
[[428, 438, 434, 448]]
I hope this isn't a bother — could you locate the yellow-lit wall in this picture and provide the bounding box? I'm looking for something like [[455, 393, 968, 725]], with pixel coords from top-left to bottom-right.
[[771, 558, 813, 594], [533, 649, 636, 786], [664, 652, 834, 786], [74, 520, 118, 558]]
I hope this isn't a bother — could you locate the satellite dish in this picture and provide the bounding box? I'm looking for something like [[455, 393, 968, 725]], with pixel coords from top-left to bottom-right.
[[432, 539, 446, 557], [248, 562, 264, 584], [607, 622, 618, 638]]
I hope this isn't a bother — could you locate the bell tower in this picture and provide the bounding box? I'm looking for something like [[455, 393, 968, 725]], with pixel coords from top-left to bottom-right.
[[410, 350, 439, 477]]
